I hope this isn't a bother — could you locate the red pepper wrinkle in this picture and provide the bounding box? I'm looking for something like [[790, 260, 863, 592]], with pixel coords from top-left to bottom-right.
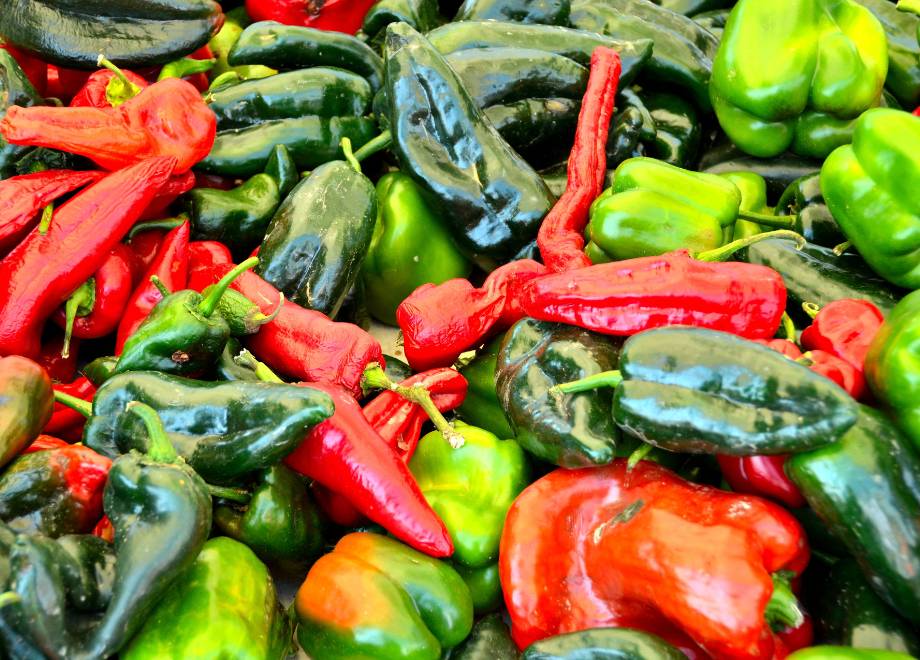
[[538, 47, 621, 272], [799, 299, 883, 372], [284, 382, 453, 557]]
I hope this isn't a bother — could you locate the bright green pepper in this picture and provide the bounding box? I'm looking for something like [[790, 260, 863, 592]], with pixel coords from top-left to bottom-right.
[[360, 172, 471, 326], [206, 7, 276, 82], [787, 647, 917, 660], [821, 108, 920, 290], [456, 332, 516, 439], [717, 171, 771, 241], [121, 537, 294, 660], [451, 562, 503, 614], [710, 0, 889, 159], [774, 173, 847, 248], [639, 90, 701, 169]]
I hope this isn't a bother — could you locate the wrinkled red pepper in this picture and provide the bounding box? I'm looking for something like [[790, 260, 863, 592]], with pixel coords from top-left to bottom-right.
[[397, 259, 548, 371], [141, 170, 196, 221], [246, 0, 376, 34], [69, 68, 149, 109], [800, 299, 883, 373], [501, 460, 809, 660], [0, 156, 176, 360], [0, 78, 215, 174], [754, 338, 865, 401], [44, 377, 96, 442], [35, 330, 81, 383], [538, 47, 620, 272], [284, 382, 453, 557]]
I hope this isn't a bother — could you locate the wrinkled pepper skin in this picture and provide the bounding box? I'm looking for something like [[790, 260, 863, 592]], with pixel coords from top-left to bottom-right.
[[0, 445, 110, 538], [385, 22, 555, 271], [614, 327, 859, 456], [0, 356, 53, 471], [710, 0, 888, 158], [500, 459, 810, 660], [456, 333, 516, 440], [121, 537, 294, 660], [295, 533, 474, 660], [774, 173, 845, 248], [787, 406, 920, 625], [361, 172, 471, 326], [521, 629, 689, 660], [821, 108, 920, 290], [452, 613, 520, 660], [213, 463, 324, 576], [495, 319, 622, 468]]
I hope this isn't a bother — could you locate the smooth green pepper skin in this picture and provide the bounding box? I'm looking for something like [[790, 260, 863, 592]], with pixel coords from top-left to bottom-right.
[[122, 537, 293, 660], [214, 464, 324, 576], [451, 562, 503, 614], [640, 90, 701, 169], [788, 648, 917, 660], [0, 51, 43, 180], [787, 406, 920, 624], [821, 108, 920, 290], [495, 319, 622, 468], [255, 161, 376, 318], [205, 67, 373, 132], [295, 533, 474, 660], [773, 173, 845, 248], [790, 506, 852, 560], [808, 557, 920, 655], [0, 357, 52, 470], [228, 22, 385, 92], [452, 614, 520, 660], [362, 0, 444, 42], [456, 333, 516, 439], [693, 8, 729, 39], [484, 98, 581, 169], [264, 143, 299, 199], [522, 629, 689, 660], [853, 0, 920, 109], [615, 327, 860, 456], [83, 372, 335, 484], [617, 88, 658, 142], [206, 6, 276, 82], [605, 107, 644, 170], [569, 0, 719, 112], [454, 0, 570, 24], [361, 172, 471, 326], [710, 0, 888, 159], [718, 171, 770, 241]]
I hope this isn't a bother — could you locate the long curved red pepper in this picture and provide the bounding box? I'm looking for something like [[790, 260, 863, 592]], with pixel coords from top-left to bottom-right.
[[115, 219, 190, 353], [0, 156, 176, 360], [44, 377, 96, 442], [0, 78, 215, 174], [141, 170, 196, 221], [538, 47, 621, 272], [284, 382, 453, 557]]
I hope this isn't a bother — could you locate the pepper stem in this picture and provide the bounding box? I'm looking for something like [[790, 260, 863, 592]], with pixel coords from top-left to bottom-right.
[[736, 210, 795, 230], [126, 401, 178, 464], [834, 240, 853, 256], [898, 0, 920, 17], [96, 55, 142, 107], [150, 275, 172, 298], [53, 390, 92, 418], [198, 257, 259, 318], [127, 216, 186, 240], [207, 71, 242, 91], [235, 349, 285, 383], [157, 57, 217, 82], [626, 443, 652, 471], [802, 302, 820, 319], [551, 370, 623, 394], [361, 362, 465, 449], [0, 592, 20, 610], [352, 130, 392, 162], [62, 278, 95, 359], [208, 484, 251, 503], [777, 312, 796, 341], [37, 201, 54, 235], [693, 230, 806, 263], [340, 137, 361, 173], [764, 570, 805, 632]]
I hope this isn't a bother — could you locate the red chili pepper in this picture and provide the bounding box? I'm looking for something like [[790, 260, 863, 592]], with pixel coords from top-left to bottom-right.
[[115, 219, 190, 353], [312, 483, 371, 527], [124, 229, 167, 274], [0, 78, 215, 174], [69, 69, 149, 109], [0, 156, 176, 360], [397, 259, 548, 372], [35, 329, 81, 383], [0, 169, 104, 258], [284, 382, 453, 557], [717, 455, 807, 509], [23, 434, 69, 454], [538, 47, 620, 272], [92, 514, 115, 542], [520, 249, 787, 340], [246, 0, 376, 34], [44, 377, 96, 442], [49, 66, 93, 104], [188, 240, 232, 272], [140, 170, 196, 221], [189, 262, 383, 398], [800, 299, 883, 372], [1, 43, 47, 96]]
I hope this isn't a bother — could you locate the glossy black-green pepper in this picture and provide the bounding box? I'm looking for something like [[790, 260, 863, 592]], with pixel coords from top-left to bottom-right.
[[484, 98, 581, 169], [452, 613, 521, 660], [774, 174, 846, 248], [362, 0, 444, 42], [640, 90, 701, 169], [522, 628, 689, 660], [454, 0, 570, 24]]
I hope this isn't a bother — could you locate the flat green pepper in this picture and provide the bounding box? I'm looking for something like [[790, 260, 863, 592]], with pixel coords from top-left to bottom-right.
[[452, 614, 520, 660], [522, 628, 689, 660], [774, 173, 846, 248], [659, 0, 734, 16], [454, 0, 570, 24], [121, 537, 294, 660], [206, 6, 276, 82], [361, 172, 471, 326], [456, 332, 516, 439], [0, 356, 52, 470], [640, 90, 701, 169], [605, 106, 644, 170]]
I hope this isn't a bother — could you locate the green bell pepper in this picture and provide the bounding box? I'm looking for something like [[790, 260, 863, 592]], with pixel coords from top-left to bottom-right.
[[640, 90, 701, 169], [206, 6, 276, 82], [121, 537, 294, 660], [361, 171, 472, 326], [213, 464, 325, 576], [495, 318, 622, 468], [409, 422, 531, 611], [452, 613, 520, 660], [821, 108, 920, 290], [0, 356, 52, 470], [787, 405, 920, 625], [774, 173, 846, 248], [660, 0, 734, 16], [808, 557, 920, 655], [456, 332, 516, 439], [718, 171, 771, 241], [522, 628, 689, 660], [853, 0, 920, 109], [295, 532, 474, 660], [787, 647, 917, 660], [710, 0, 888, 159]]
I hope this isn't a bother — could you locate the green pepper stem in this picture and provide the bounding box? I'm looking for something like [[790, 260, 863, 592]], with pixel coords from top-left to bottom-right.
[[127, 216, 186, 240], [736, 210, 795, 230], [252, 293, 285, 327], [37, 200, 54, 235], [208, 484, 251, 504], [898, 0, 920, 16], [126, 401, 178, 464], [764, 570, 805, 632], [157, 57, 217, 82], [802, 302, 820, 319], [833, 240, 853, 256], [340, 137, 361, 173], [207, 71, 242, 92], [694, 230, 806, 263], [551, 370, 623, 394], [778, 312, 796, 341], [62, 278, 95, 359], [361, 362, 465, 449], [626, 443, 652, 471], [796, 352, 815, 368], [198, 257, 259, 318], [150, 275, 172, 298], [235, 349, 286, 383], [54, 390, 92, 418], [352, 130, 392, 162], [0, 592, 21, 610], [96, 55, 142, 107]]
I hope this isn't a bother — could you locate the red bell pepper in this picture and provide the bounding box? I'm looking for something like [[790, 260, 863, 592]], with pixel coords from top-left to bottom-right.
[[798, 350, 866, 400], [35, 330, 81, 383], [397, 259, 548, 372], [115, 219, 190, 353], [69, 68, 149, 109], [0, 156, 176, 360], [717, 455, 807, 509], [44, 377, 96, 442], [800, 299, 883, 373], [284, 382, 453, 557], [246, 0, 376, 34], [23, 434, 69, 454], [538, 47, 620, 272], [500, 460, 810, 660], [47, 66, 93, 104], [0, 77, 215, 174]]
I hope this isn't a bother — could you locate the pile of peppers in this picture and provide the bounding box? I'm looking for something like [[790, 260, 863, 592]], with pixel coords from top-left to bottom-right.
[[1, 0, 920, 658]]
